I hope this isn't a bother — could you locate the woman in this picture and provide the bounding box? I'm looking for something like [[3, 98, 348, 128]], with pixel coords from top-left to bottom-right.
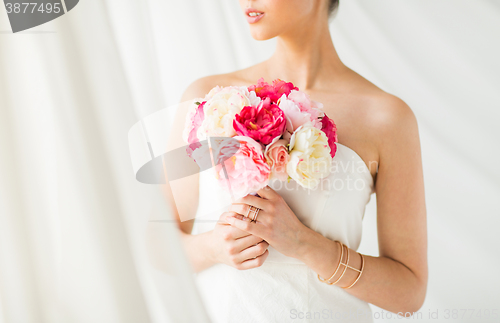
[[156, 0, 427, 322]]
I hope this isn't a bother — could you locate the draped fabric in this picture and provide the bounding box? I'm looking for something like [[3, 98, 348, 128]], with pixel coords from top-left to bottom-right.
[[0, 1, 498, 322]]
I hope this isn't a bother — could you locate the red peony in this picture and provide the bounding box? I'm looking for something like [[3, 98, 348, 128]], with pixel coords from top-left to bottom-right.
[[320, 114, 338, 158], [233, 97, 287, 145]]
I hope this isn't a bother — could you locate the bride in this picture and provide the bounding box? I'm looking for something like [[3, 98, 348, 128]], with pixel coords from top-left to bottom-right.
[[154, 0, 427, 322]]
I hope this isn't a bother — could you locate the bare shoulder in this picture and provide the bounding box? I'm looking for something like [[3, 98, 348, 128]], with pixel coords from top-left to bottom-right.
[[169, 73, 237, 148], [180, 74, 227, 102], [324, 70, 421, 172], [350, 77, 421, 166], [344, 72, 419, 147], [368, 92, 417, 137]]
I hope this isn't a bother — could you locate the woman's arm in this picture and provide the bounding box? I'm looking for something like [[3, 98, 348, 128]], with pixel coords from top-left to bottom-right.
[[146, 77, 215, 273], [227, 97, 428, 314], [146, 76, 270, 273], [301, 97, 427, 314]]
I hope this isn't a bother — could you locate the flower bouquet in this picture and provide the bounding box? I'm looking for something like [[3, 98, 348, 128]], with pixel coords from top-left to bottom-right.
[[182, 78, 338, 200]]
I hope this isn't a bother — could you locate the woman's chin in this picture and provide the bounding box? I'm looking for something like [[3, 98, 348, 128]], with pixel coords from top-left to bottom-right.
[[249, 29, 277, 41]]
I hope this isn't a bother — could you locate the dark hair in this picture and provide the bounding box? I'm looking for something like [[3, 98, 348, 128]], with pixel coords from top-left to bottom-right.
[[328, 0, 339, 15]]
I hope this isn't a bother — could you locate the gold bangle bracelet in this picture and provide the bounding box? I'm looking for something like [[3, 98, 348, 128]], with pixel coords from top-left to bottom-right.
[[317, 241, 343, 283], [327, 244, 349, 285], [339, 246, 362, 273], [342, 253, 365, 289]]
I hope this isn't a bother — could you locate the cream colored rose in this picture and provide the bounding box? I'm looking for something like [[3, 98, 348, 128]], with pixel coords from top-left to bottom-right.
[[286, 125, 332, 189], [198, 86, 253, 139], [264, 137, 290, 181], [204, 85, 223, 99]]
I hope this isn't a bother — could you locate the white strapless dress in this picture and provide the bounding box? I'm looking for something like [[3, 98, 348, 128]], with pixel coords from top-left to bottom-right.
[[192, 143, 375, 323]]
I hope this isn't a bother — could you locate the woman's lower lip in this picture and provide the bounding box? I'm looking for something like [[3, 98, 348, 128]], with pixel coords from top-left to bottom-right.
[[246, 13, 265, 24]]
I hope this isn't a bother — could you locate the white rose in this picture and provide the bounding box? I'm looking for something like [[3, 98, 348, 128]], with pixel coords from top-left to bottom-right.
[[204, 85, 223, 99], [198, 86, 252, 138], [286, 125, 332, 189]]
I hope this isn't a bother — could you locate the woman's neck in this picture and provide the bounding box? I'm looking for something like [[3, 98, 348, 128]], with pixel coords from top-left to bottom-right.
[[265, 20, 345, 91]]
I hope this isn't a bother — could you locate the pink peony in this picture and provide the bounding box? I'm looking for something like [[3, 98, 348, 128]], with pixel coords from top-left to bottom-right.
[[320, 114, 338, 158], [288, 90, 324, 121], [213, 136, 270, 199], [186, 101, 205, 144], [248, 77, 298, 103], [233, 97, 286, 145], [183, 100, 205, 144], [183, 101, 206, 159], [186, 140, 201, 159], [278, 94, 322, 137], [264, 137, 290, 181]]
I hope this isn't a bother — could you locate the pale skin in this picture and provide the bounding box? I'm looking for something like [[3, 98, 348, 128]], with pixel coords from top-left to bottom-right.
[[148, 0, 427, 316]]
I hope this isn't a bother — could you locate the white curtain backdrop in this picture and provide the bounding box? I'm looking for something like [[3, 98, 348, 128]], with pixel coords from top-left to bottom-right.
[[1, 1, 499, 322]]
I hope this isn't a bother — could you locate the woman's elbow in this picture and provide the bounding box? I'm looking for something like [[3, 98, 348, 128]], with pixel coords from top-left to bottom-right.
[[401, 276, 428, 314]]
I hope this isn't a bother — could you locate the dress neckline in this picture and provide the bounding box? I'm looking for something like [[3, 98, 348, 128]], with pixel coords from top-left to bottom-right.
[[335, 143, 375, 189]]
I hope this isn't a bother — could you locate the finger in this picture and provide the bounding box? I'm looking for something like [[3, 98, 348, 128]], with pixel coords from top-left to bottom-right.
[[231, 212, 265, 226], [233, 194, 269, 210], [226, 225, 253, 240], [240, 240, 269, 260], [256, 185, 278, 200], [237, 249, 269, 270], [227, 213, 263, 237], [228, 203, 249, 217], [229, 203, 267, 225], [233, 234, 265, 251], [219, 211, 239, 225], [227, 239, 267, 263]]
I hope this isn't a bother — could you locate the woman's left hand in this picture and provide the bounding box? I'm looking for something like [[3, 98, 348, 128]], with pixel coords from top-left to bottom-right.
[[226, 186, 310, 259]]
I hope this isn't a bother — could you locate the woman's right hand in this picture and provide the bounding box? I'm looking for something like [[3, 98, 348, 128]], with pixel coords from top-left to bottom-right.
[[209, 211, 269, 270]]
